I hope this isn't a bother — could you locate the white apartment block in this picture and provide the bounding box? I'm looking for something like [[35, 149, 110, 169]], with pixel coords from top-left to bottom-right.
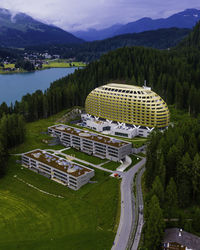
[[48, 124, 132, 162], [22, 149, 94, 190]]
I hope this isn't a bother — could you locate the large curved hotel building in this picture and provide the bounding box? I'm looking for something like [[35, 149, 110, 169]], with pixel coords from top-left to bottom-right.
[[82, 83, 169, 138]]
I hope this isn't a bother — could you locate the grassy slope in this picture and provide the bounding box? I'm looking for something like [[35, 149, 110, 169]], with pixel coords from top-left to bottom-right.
[[43, 61, 85, 69], [4, 110, 120, 249], [0, 157, 119, 250]]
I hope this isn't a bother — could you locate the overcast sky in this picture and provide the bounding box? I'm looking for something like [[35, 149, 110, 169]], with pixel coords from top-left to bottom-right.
[[0, 0, 200, 31]]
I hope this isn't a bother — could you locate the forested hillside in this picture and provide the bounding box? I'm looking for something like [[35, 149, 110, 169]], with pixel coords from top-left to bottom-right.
[[179, 21, 200, 49], [26, 28, 190, 62], [143, 21, 200, 250], [21, 40, 200, 121]]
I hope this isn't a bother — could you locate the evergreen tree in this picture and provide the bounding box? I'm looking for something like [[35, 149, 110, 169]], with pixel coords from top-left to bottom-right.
[[150, 176, 164, 205], [144, 195, 165, 250], [192, 208, 200, 232], [177, 153, 192, 207], [157, 154, 166, 188], [191, 153, 200, 199], [165, 178, 178, 218]]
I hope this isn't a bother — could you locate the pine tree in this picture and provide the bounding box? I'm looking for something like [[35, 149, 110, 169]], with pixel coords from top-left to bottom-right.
[[150, 176, 164, 205], [144, 195, 165, 250], [192, 208, 200, 232], [177, 153, 192, 207], [165, 178, 178, 218], [157, 154, 166, 188], [192, 153, 200, 199]]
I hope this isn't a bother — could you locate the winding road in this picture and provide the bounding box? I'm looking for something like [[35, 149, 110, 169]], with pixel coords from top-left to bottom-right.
[[131, 167, 145, 250], [112, 157, 146, 250]]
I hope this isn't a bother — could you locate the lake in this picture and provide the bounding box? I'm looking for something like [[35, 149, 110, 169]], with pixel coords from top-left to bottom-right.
[[0, 67, 77, 105]]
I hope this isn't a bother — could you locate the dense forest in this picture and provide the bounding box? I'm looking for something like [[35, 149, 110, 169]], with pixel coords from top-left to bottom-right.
[[26, 28, 190, 62], [142, 22, 200, 250], [143, 117, 200, 249]]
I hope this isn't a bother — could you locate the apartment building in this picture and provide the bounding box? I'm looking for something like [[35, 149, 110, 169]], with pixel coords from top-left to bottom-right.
[[48, 124, 132, 162], [22, 149, 94, 190]]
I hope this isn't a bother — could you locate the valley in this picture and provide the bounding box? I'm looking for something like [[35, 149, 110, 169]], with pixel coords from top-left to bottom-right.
[[0, 4, 200, 250]]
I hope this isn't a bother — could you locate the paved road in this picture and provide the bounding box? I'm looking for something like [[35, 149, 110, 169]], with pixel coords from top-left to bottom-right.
[[112, 158, 146, 250], [131, 167, 145, 250]]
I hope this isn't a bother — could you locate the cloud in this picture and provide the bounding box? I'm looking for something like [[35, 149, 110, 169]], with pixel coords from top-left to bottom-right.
[[0, 0, 200, 31]]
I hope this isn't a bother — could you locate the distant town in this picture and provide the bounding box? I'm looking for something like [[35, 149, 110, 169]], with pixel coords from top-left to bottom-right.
[[0, 52, 84, 73]]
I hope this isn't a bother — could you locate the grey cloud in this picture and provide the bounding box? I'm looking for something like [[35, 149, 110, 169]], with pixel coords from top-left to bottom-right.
[[0, 0, 200, 31]]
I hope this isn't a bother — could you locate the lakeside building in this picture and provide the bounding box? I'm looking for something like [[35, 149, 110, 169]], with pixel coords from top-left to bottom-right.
[[22, 149, 94, 190], [83, 83, 170, 138], [48, 124, 132, 162]]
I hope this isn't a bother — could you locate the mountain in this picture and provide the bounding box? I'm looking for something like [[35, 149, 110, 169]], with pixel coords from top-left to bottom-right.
[[27, 27, 190, 62], [0, 8, 83, 47], [73, 9, 200, 41], [73, 24, 123, 41], [115, 9, 200, 35]]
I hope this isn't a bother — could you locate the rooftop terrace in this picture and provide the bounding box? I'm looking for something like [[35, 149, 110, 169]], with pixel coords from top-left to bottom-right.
[[24, 149, 92, 177], [50, 124, 130, 148]]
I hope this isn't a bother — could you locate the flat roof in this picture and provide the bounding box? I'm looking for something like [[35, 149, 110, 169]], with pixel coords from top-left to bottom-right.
[[24, 149, 93, 177], [50, 124, 130, 148]]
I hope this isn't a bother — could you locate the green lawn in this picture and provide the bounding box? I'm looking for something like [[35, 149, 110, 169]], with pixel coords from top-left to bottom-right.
[[101, 161, 121, 171], [0, 156, 120, 250], [62, 148, 107, 165], [4, 63, 15, 68], [43, 61, 85, 69], [0, 64, 26, 74], [5, 110, 121, 249]]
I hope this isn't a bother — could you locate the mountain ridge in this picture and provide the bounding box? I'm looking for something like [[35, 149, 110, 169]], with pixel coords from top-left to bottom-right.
[[73, 8, 200, 41], [0, 8, 83, 47]]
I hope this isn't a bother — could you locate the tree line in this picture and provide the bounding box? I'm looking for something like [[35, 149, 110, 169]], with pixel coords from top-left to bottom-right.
[[0, 114, 25, 177]]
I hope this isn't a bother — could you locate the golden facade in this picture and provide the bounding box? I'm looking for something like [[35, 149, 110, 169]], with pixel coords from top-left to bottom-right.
[[85, 83, 169, 128]]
